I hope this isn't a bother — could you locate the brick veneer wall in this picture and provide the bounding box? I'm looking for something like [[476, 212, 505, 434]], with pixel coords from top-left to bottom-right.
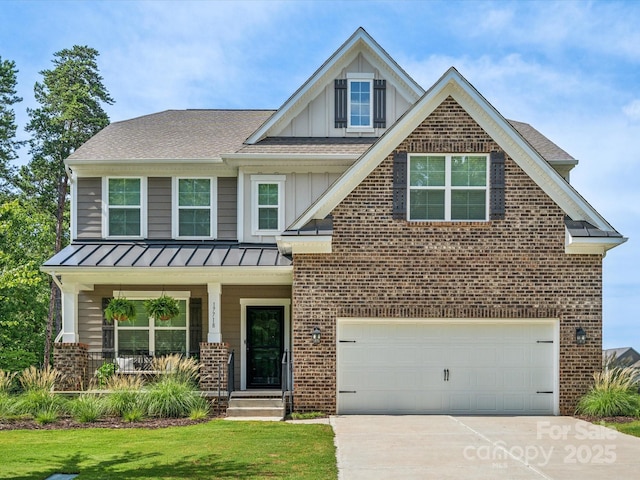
[[53, 343, 89, 391], [292, 96, 602, 415], [199, 342, 230, 393]]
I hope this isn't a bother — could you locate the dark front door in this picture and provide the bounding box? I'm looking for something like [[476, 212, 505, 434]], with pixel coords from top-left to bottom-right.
[[246, 306, 284, 389]]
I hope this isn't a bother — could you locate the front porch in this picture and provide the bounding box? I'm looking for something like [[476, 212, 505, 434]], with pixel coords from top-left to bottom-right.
[[52, 282, 293, 398]]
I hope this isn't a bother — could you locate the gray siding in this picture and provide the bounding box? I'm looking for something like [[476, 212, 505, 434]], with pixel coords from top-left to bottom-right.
[[76, 177, 102, 239], [148, 177, 172, 239], [217, 177, 237, 240]]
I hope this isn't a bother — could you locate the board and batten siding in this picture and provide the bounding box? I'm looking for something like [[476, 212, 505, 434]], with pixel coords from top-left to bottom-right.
[[243, 171, 342, 243], [75, 177, 102, 239], [275, 53, 412, 137], [217, 177, 237, 240], [148, 177, 172, 239]]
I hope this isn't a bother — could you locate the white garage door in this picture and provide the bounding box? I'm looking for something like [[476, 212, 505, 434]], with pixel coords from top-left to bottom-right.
[[337, 320, 557, 415]]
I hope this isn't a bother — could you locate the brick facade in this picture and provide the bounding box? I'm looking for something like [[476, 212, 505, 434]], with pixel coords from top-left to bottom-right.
[[199, 342, 230, 393], [53, 342, 89, 391], [292, 97, 602, 415]]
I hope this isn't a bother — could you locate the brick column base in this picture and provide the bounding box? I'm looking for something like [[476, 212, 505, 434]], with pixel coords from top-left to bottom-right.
[[53, 343, 89, 391], [199, 342, 230, 393]]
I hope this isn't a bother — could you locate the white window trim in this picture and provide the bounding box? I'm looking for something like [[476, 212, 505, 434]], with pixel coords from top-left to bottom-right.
[[172, 177, 217, 240], [407, 154, 489, 222], [113, 290, 190, 356], [102, 176, 147, 239], [347, 72, 375, 132], [251, 175, 286, 236], [239, 298, 291, 391]]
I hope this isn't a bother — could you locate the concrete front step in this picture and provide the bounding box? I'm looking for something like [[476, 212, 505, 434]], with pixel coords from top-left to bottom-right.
[[230, 398, 284, 408], [226, 391, 285, 420], [226, 406, 285, 418]]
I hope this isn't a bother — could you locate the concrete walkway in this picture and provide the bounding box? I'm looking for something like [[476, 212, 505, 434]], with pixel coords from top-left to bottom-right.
[[331, 415, 640, 479]]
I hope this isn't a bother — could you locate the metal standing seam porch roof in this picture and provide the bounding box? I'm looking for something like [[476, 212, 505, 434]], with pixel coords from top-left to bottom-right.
[[42, 242, 292, 269]]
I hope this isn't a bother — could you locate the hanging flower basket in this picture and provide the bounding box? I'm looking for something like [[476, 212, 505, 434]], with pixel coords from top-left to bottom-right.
[[104, 297, 137, 323], [144, 295, 181, 322]]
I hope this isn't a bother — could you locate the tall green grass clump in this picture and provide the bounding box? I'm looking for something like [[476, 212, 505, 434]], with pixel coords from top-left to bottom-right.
[[70, 394, 106, 423], [104, 374, 144, 418], [576, 364, 640, 417], [14, 366, 67, 418], [144, 355, 202, 418]]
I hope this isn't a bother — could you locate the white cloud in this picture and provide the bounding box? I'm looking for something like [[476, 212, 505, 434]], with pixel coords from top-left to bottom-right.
[[623, 99, 640, 122]]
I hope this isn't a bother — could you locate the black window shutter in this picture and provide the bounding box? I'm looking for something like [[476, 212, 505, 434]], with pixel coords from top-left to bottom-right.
[[393, 151, 408, 219], [334, 79, 347, 128], [373, 79, 386, 128], [102, 298, 115, 357], [490, 151, 506, 220], [189, 298, 203, 357]]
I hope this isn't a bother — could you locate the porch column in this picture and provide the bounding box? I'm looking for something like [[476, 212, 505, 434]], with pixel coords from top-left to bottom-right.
[[207, 283, 222, 343], [60, 283, 81, 343]]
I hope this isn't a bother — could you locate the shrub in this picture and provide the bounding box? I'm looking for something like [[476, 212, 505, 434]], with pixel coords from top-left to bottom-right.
[[105, 375, 144, 417], [14, 389, 68, 416], [0, 350, 38, 374], [576, 365, 640, 417], [144, 376, 200, 418], [0, 370, 17, 394], [70, 394, 106, 423], [19, 366, 60, 392], [152, 354, 200, 384], [34, 406, 60, 425], [95, 362, 118, 388], [188, 397, 210, 420], [123, 407, 145, 423]]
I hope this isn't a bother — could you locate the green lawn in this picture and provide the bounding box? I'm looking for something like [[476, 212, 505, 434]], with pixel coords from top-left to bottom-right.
[[0, 420, 337, 479], [606, 420, 640, 438]]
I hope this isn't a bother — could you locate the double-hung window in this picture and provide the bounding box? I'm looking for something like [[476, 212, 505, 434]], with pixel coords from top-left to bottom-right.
[[174, 178, 215, 238], [251, 175, 285, 235], [408, 154, 488, 221], [347, 73, 374, 130], [104, 177, 145, 237], [114, 292, 189, 356]]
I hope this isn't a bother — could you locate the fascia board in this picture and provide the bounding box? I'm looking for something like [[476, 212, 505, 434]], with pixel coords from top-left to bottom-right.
[[41, 266, 293, 285], [276, 235, 332, 255], [290, 68, 620, 235], [565, 229, 627, 255], [246, 28, 424, 144], [69, 162, 236, 178]]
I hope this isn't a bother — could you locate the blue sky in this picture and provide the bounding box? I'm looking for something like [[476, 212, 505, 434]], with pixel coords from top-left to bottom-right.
[[2, 0, 638, 349]]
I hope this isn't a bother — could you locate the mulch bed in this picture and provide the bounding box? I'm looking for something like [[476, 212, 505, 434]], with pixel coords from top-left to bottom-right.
[[575, 415, 638, 424], [0, 415, 221, 431]]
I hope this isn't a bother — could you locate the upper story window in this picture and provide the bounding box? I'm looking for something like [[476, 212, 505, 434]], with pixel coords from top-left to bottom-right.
[[251, 175, 285, 235], [173, 178, 215, 239], [408, 154, 488, 221], [104, 177, 146, 238], [347, 73, 374, 130]]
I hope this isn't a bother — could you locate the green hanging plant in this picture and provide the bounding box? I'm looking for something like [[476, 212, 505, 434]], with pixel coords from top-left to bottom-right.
[[105, 297, 137, 323], [144, 295, 181, 322]]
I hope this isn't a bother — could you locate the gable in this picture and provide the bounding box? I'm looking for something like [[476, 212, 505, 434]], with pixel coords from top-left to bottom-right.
[[246, 27, 424, 143], [284, 68, 625, 255]]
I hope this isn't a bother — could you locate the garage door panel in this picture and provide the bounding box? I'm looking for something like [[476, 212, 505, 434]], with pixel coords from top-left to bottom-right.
[[338, 320, 556, 415]]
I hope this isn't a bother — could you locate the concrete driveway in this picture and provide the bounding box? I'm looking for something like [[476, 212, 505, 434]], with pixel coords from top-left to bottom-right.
[[331, 415, 640, 479]]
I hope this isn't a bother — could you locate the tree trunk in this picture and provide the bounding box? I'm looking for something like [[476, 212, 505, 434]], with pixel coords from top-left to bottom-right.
[[43, 174, 68, 365]]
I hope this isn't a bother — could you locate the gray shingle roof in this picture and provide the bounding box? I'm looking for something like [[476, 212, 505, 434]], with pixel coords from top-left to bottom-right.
[[43, 242, 292, 268], [66, 109, 574, 164], [68, 110, 276, 161], [508, 120, 575, 162]]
